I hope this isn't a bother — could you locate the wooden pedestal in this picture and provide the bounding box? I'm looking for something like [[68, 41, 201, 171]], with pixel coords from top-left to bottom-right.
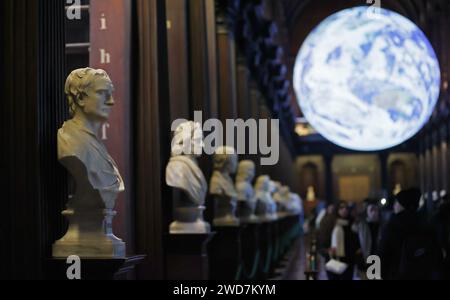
[[209, 226, 242, 280], [46, 255, 146, 280], [240, 223, 260, 280], [165, 233, 216, 280], [257, 222, 274, 280]]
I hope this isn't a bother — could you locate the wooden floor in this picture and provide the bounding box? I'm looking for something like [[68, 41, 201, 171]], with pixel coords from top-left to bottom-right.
[[283, 238, 306, 280], [268, 236, 306, 280], [279, 234, 329, 280]]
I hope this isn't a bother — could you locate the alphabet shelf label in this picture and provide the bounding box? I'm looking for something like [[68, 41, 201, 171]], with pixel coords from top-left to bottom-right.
[[90, 0, 133, 252]]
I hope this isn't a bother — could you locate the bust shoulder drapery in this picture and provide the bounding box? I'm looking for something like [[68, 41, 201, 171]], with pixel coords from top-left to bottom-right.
[[58, 119, 124, 206], [166, 155, 207, 206]]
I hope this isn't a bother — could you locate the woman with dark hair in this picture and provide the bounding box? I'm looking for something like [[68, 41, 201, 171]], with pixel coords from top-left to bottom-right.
[[355, 200, 382, 279], [317, 203, 337, 257], [328, 201, 360, 280]]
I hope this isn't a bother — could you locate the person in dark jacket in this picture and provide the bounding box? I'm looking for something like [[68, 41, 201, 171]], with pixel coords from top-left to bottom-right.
[[432, 193, 450, 279], [317, 203, 337, 256], [355, 200, 382, 277], [378, 188, 441, 280]]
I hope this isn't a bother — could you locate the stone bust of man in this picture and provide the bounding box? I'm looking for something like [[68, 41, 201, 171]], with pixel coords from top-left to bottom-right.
[[53, 68, 125, 258], [287, 192, 303, 216], [58, 68, 124, 205], [272, 181, 285, 209], [235, 160, 258, 223], [274, 185, 291, 215], [209, 146, 240, 227], [254, 175, 278, 222], [166, 121, 210, 234]]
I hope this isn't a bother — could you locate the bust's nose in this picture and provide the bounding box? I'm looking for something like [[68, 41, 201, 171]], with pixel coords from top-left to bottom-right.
[[105, 96, 115, 106]]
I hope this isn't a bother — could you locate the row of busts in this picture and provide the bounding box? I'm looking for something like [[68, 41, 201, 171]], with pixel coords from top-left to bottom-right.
[[236, 162, 303, 223], [166, 121, 303, 234]]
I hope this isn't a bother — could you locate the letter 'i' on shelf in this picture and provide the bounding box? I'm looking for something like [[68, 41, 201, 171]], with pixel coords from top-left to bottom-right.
[[101, 13, 107, 30]]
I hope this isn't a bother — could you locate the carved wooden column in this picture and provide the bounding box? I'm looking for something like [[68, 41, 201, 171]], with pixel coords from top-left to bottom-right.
[[324, 154, 333, 203], [216, 0, 238, 123], [135, 0, 170, 280], [1, 0, 67, 279], [249, 81, 262, 120], [446, 2, 450, 114], [418, 136, 426, 195], [187, 0, 218, 182], [205, 0, 220, 119], [166, 0, 190, 120], [189, 0, 218, 120], [425, 134, 433, 209], [235, 55, 252, 162], [437, 3, 449, 119], [444, 2, 450, 192], [236, 55, 251, 120], [166, 0, 218, 109], [379, 152, 388, 197], [165, 0, 201, 229], [448, 122, 450, 192], [432, 130, 441, 199], [440, 126, 448, 193]]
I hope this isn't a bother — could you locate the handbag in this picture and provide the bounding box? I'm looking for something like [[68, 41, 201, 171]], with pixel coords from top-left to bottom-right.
[[325, 259, 348, 275]]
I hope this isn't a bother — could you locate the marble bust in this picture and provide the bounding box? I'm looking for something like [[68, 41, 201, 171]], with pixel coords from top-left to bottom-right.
[[235, 160, 258, 223], [166, 121, 210, 234], [273, 184, 290, 216], [209, 146, 240, 227], [287, 192, 303, 216], [271, 181, 282, 206], [254, 176, 278, 222], [53, 68, 125, 258]]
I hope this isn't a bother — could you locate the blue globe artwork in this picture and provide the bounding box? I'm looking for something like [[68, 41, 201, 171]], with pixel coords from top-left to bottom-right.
[[293, 6, 441, 151]]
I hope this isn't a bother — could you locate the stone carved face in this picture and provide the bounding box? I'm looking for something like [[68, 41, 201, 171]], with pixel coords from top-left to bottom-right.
[[269, 180, 281, 194], [65, 68, 115, 122], [255, 176, 270, 192], [236, 160, 255, 182], [82, 78, 115, 121], [280, 186, 290, 197], [270, 181, 282, 194], [213, 146, 237, 174]]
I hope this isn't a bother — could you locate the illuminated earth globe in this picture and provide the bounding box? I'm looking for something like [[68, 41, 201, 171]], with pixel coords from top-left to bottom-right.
[[293, 6, 441, 151]]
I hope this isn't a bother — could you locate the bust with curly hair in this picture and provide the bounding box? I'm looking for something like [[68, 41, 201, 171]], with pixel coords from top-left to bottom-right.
[[235, 160, 259, 223], [209, 146, 240, 227], [53, 68, 125, 259], [166, 121, 210, 234]]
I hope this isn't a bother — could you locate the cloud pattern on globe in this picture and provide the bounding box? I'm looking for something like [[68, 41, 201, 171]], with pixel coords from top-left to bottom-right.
[[293, 6, 441, 151]]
